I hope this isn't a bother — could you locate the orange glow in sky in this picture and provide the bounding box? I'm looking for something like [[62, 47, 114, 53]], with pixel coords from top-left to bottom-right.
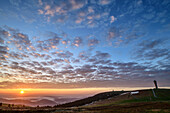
[[0, 87, 170, 98], [20, 90, 24, 94]]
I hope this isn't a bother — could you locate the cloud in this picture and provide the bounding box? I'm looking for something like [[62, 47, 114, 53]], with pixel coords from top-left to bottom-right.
[[0, 37, 4, 44], [59, 70, 74, 75], [70, 0, 87, 10], [37, 0, 87, 22], [0, 56, 6, 61], [124, 32, 145, 44], [62, 64, 74, 70], [72, 59, 80, 63], [1, 0, 170, 89], [38, 9, 44, 14], [41, 62, 48, 66], [0, 46, 9, 60], [2, 25, 167, 87], [44, 6, 55, 17], [0, 46, 8, 51], [38, 0, 43, 5], [98, 65, 115, 70], [0, 50, 7, 55], [95, 51, 111, 59], [112, 62, 138, 67], [9, 0, 22, 7], [138, 39, 165, 52], [5, 30, 32, 52], [57, 51, 73, 58], [35, 32, 61, 52], [36, 0, 112, 28], [52, 59, 64, 63], [1, 56, 170, 87], [88, 58, 111, 65], [134, 38, 169, 60], [0, 75, 169, 89], [98, 0, 113, 5], [62, 40, 69, 45], [107, 27, 121, 41], [79, 51, 89, 60], [75, 64, 96, 74], [110, 16, 116, 23], [75, 17, 84, 24], [73, 5, 110, 27], [10, 64, 42, 75], [137, 0, 142, 5], [32, 61, 42, 67], [72, 37, 83, 47], [143, 49, 169, 60], [8, 52, 23, 60], [86, 51, 111, 65], [0, 28, 11, 37], [20, 61, 34, 67], [88, 38, 99, 46], [88, 6, 95, 13]]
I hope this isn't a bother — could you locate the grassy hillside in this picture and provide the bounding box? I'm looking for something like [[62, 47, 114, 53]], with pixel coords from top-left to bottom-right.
[[87, 89, 170, 107], [55, 91, 125, 107], [53, 89, 170, 113], [118, 89, 170, 104]]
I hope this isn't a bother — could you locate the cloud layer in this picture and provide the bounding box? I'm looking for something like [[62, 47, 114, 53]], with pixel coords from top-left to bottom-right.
[[0, 0, 170, 88]]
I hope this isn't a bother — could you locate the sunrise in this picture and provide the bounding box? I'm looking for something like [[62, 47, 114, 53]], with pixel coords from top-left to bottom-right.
[[0, 0, 170, 112]]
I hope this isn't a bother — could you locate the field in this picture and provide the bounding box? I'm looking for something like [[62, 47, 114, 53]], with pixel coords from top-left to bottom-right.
[[0, 89, 170, 113], [53, 89, 170, 113]]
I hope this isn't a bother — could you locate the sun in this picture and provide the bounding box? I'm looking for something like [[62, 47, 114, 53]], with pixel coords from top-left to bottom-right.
[[20, 90, 24, 94]]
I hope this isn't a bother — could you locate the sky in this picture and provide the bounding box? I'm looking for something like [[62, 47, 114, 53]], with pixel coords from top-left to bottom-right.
[[0, 0, 170, 91]]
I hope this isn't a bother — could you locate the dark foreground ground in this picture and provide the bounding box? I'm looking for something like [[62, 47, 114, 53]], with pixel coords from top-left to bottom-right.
[[0, 89, 170, 113], [1, 102, 170, 113]]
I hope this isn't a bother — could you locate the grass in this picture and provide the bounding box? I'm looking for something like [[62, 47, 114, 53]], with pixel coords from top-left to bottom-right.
[[145, 109, 170, 113], [81, 89, 170, 109], [80, 101, 170, 113], [120, 89, 170, 104], [77, 89, 170, 113]]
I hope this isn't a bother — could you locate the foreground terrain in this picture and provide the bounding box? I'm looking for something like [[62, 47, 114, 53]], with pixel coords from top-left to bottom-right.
[[0, 89, 170, 113]]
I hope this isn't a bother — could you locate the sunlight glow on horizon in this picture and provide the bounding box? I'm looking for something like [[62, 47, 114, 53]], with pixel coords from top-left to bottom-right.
[[0, 87, 170, 96], [20, 90, 24, 94]]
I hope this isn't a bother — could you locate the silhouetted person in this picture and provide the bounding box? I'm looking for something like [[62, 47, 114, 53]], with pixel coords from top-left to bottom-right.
[[153, 80, 158, 89]]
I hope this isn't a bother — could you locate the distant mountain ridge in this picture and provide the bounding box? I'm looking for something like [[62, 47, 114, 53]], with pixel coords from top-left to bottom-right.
[[0, 96, 78, 107], [0, 98, 56, 106]]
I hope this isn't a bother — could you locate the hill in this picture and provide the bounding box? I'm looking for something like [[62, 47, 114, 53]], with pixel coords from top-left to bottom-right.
[[53, 89, 170, 113], [55, 90, 125, 107]]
